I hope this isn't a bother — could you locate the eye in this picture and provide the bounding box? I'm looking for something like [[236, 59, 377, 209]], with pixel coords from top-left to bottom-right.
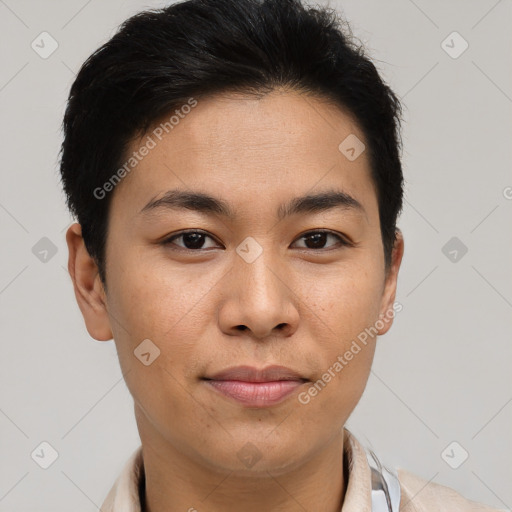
[[291, 230, 351, 250], [161, 229, 351, 252], [162, 230, 222, 250]]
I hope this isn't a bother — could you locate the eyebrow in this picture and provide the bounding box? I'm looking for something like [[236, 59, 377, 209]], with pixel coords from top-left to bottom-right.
[[139, 188, 365, 221]]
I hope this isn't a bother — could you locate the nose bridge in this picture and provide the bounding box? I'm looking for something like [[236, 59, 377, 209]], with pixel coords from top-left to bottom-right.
[[222, 236, 297, 338], [236, 238, 283, 306]]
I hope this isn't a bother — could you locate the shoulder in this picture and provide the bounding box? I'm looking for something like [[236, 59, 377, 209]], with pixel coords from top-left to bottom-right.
[[397, 469, 502, 512]]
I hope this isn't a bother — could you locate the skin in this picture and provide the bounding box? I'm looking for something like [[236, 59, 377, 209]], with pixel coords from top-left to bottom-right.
[[66, 87, 404, 512]]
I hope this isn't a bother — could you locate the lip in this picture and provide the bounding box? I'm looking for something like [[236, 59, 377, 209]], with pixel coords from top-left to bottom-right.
[[204, 365, 307, 382], [202, 365, 308, 407]]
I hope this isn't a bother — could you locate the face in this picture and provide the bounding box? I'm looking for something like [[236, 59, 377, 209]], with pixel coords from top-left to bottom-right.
[[67, 88, 403, 476]]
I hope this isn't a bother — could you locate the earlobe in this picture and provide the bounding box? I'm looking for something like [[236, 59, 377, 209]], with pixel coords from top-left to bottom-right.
[[377, 229, 404, 336], [66, 223, 113, 341]]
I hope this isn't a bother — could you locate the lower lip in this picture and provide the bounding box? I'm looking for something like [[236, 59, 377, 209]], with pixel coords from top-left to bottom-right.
[[204, 379, 305, 407]]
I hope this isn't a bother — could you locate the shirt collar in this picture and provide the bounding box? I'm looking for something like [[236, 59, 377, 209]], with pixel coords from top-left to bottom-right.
[[100, 428, 372, 512]]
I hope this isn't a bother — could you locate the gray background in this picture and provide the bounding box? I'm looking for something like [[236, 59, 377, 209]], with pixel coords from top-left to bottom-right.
[[1, 0, 511, 510]]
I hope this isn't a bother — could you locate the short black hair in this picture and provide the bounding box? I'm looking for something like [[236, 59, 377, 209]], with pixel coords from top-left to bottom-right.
[[59, 0, 404, 286]]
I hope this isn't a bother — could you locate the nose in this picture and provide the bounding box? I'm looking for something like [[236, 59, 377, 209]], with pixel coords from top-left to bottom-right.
[[217, 248, 300, 340]]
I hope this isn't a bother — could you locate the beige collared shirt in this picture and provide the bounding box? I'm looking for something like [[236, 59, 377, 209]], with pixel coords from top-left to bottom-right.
[[100, 429, 500, 511]]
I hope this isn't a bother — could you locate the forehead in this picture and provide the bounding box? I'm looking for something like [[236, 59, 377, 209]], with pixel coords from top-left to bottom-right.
[[157, 89, 365, 166], [111, 89, 377, 218]]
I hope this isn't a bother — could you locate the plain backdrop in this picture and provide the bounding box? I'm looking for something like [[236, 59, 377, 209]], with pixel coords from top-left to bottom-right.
[[1, 0, 511, 510]]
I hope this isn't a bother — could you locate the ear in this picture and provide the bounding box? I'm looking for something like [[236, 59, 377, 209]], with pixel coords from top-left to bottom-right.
[[377, 229, 404, 336], [65, 222, 113, 341]]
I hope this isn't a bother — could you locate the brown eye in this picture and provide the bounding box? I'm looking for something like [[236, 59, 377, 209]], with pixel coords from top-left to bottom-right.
[[162, 230, 221, 250], [292, 230, 349, 250]]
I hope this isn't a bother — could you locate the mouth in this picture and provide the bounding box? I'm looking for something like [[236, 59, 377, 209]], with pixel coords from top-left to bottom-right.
[[201, 365, 309, 407]]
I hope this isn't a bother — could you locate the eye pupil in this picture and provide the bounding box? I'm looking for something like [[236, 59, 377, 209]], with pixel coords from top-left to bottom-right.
[[305, 232, 327, 249], [183, 232, 205, 249]]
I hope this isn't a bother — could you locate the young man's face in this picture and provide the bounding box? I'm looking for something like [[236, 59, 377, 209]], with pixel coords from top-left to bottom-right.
[[68, 89, 403, 475]]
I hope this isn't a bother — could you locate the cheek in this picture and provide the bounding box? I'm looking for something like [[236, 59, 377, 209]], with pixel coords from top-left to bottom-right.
[[298, 330, 376, 426], [305, 260, 383, 336], [300, 262, 382, 405], [127, 355, 212, 453], [107, 250, 217, 340], [105, 265, 207, 430], [104, 255, 215, 402]]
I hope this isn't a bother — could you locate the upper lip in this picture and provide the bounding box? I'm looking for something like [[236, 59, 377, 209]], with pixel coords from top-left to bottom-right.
[[204, 365, 308, 383]]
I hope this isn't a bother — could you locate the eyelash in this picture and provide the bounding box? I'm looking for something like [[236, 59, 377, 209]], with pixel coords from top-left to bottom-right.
[[161, 229, 353, 252]]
